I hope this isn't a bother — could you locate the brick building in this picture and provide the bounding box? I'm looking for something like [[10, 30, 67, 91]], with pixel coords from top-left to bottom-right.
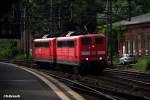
[[116, 13, 150, 57]]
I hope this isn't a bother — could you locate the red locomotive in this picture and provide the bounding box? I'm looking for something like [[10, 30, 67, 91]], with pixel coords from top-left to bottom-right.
[[33, 38, 56, 65], [33, 34, 108, 74]]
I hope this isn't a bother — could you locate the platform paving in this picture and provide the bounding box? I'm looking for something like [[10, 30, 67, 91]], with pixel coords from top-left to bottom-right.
[[0, 62, 61, 100]]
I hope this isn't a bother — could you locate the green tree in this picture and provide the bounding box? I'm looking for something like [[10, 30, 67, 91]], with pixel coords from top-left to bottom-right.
[[20, 0, 150, 35], [98, 24, 127, 55]]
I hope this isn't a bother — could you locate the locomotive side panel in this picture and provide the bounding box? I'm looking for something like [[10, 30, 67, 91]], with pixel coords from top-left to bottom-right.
[[56, 37, 79, 65], [33, 38, 56, 64]]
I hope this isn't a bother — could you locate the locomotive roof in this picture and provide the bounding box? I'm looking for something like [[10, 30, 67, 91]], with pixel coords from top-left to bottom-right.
[[34, 34, 105, 41], [56, 34, 105, 40], [34, 37, 55, 42]]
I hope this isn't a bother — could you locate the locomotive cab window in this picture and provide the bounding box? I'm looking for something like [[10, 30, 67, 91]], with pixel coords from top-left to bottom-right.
[[42, 42, 49, 47], [57, 40, 75, 48], [34, 42, 50, 47], [95, 37, 104, 44], [34, 42, 40, 47], [67, 40, 75, 47], [57, 41, 65, 47], [81, 37, 92, 45]]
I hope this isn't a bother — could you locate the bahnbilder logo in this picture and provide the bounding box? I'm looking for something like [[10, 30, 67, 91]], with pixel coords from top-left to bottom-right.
[[3, 94, 21, 98]]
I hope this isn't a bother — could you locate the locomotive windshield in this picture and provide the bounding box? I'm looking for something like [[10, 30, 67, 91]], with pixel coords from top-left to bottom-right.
[[81, 37, 92, 45], [95, 37, 103, 44]]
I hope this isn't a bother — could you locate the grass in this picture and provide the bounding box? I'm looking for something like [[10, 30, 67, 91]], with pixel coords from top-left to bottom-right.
[[133, 57, 150, 71], [111, 55, 150, 72], [0, 39, 19, 60], [113, 56, 120, 65]]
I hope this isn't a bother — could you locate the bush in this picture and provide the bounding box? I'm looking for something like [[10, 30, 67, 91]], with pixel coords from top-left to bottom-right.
[[134, 57, 150, 71], [0, 39, 19, 60], [0, 47, 20, 60], [0, 48, 12, 59], [113, 56, 119, 65], [14, 54, 26, 61]]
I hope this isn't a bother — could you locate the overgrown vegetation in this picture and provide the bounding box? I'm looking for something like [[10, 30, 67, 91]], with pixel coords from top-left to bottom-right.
[[10, 0, 150, 35], [133, 57, 150, 71], [0, 39, 19, 60], [0, 39, 34, 62], [14, 54, 33, 61], [112, 56, 120, 65], [98, 24, 127, 56]]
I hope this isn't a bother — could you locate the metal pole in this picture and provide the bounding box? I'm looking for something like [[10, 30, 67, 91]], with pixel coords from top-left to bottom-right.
[[23, 6, 26, 55], [107, 0, 113, 66], [50, 0, 53, 33], [26, 2, 29, 60], [70, 2, 73, 22], [23, 0, 29, 61], [58, 2, 61, 30], [128, 0, 131, 21]]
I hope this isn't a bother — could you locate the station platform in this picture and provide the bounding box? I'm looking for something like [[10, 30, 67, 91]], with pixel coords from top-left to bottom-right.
[[0, 62, 84, 100]]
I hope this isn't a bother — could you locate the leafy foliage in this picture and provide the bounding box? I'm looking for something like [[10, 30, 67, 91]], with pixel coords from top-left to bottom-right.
[[98, 24, 127, 56], [97, 0, 150, 25], [0, 40, 19, 59], [134, 57, 150, 71], [18, 0, 150, 35]]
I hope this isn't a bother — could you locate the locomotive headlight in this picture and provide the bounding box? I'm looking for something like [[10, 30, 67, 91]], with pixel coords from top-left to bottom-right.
[[92, 45, 95, 48], [85, 58, 89, 61], [99, 57, 103, 60]]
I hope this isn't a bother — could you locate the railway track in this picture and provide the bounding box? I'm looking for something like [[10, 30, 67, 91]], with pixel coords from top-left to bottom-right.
[[40, 70, 116, 100], [88, 75, 150, 99], [10, 60, 150, 99], [104, 68, 150, 91], [38, 69, 147, 100], [104, 68, 150, 83], [100, 68, 150, 98], [36, 68, 150, 100]]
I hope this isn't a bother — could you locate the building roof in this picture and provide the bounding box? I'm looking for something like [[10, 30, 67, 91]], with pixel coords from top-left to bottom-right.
[[115, 13, 150, 25]]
